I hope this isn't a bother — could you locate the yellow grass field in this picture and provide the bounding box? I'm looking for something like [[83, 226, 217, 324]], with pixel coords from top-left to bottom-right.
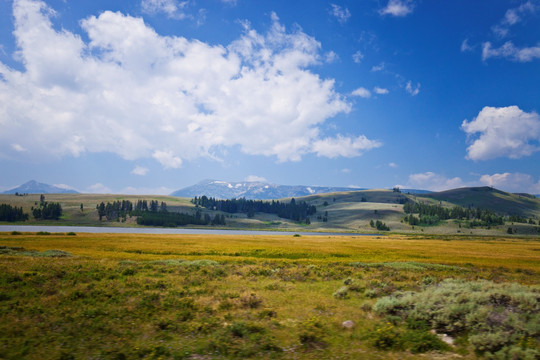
[[1, 232, 538, 359], [1, 232, 539, 273]]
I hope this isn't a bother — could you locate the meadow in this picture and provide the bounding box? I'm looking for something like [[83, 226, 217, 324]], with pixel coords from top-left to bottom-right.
[[0, 231, 539, 359]]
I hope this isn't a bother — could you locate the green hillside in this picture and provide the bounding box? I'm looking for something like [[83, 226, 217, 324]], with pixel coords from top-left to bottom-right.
[[418, 187, 540, 217], [1, 187, 540, 236]]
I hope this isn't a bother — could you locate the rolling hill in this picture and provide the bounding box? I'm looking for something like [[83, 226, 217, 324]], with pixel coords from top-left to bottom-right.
[[417, 186, 540, 217]]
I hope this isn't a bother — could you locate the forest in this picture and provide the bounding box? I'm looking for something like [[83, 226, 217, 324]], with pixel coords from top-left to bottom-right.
[[192, 196, 316, 222]]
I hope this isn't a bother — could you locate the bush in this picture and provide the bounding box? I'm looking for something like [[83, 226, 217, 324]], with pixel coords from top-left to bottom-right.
[[333, 286, 349, 299], [402, 330, 450, 353], [374, 279, 540, 356], [299, 317, 327, 348], [369, 322, 402, 350]]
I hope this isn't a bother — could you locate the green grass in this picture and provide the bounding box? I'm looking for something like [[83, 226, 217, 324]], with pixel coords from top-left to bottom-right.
[[0, 232, 538, 359]]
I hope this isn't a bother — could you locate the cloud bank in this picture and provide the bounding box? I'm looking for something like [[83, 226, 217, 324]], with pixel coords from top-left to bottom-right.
[[0, 0, 380, 167]]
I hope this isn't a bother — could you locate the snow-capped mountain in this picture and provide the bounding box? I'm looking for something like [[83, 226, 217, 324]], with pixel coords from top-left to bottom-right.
[[170, 179, 360, 200]]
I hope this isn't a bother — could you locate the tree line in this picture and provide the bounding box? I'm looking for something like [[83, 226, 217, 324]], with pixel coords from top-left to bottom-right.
[[192, 196, 316, 222], [32, 195, 63, 220], [0, 204, 28, 222], [96, 200, 167, 221], [136, 210, 225, 227], [96, 199, 225, 227], [403, 202, 503, 227]]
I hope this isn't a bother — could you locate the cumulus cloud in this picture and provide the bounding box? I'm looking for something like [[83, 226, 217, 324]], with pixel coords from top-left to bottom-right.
[[479, 172, 540, 194], [406, 172, 464, 192], [152, 150, 183, 169], [329, 4, 351, 24], [374, 87, 389, 95], [325, 50, 339, 63], [379, 0, 414, 17], [482, 41, 540, 62], [131, 165, 149, 176], [461, 106, 540, 160], [312, 135, 382, 158], [351, 87, 371, 98], [0, 1, 380, 166], [388, 162, 398, 168], [245, 175, 267, 182], [141, 0, 188, 19]]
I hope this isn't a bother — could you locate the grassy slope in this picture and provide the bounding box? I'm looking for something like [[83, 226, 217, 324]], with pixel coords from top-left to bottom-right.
[[1, 188, 540, 236], [420, 186, 540, 217]]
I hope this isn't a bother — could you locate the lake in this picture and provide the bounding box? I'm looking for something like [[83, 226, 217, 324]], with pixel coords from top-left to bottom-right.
[[0, 225, 377, 237]]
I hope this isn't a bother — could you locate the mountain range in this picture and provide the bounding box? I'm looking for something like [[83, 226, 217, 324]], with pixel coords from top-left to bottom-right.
[[2, 180, 79, 194], [170, 179, 361, 200]]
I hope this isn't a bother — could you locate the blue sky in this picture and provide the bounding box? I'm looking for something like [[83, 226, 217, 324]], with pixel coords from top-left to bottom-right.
[[1, 0, 540, 194]]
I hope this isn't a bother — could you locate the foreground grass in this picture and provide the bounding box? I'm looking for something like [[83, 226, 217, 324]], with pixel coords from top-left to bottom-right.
[[0, 232, 538, 359]]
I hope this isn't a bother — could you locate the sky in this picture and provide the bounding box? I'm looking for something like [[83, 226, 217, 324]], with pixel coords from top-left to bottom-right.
[[0, 0, 539, 195]]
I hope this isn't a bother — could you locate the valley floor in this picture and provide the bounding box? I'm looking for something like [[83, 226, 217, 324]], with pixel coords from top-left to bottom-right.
[[0, 232, 538, 359]]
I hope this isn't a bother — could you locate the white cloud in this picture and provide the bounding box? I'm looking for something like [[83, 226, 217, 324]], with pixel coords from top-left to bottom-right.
[[312, 135, 382, 158], [325, 51, 339, 63], [461, 106, 540, 160], [406, 172, 464, 192], [351, 87, 371, 98], [341, 168, 351, 173], [11, 144, 27, 152], [374, 87, 389, 95], [87, 183, 113, 194], [141, 0, 188, 19], [479, 172, 540, 194], [152, 150, 183, 169], [245, 175, 267, 182], [221, 0, 238, 5], [491, 1, 538, 38], [461, 38, 474, 52], [379, 0, 414, 17], [388, 162, 398, 168], [131, 165, 149, 176], [371, 62, 385, 72], [0, 1, 380, 166], [482, 41, 540, 62], [329, 4, 351, 24], [352, 50, 364, 63], [53, 183, 77, 191], [405, 81, 420, 96]]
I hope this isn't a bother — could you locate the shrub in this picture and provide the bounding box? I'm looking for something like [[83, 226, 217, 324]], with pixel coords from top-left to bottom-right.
[[402, 330, 450, 353], [374, 279, 540, 356], [333, 286, 349, 299], [239, 293, 263, 309], [369, 322, 402, 350], [298, 317, 327, 348]]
